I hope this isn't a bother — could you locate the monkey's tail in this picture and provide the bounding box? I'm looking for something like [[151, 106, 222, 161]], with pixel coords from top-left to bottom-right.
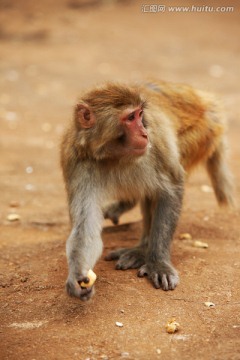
[[206, 138, 234, 206]]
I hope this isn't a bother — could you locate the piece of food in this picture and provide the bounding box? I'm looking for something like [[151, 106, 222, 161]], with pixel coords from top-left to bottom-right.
[[179, 233, 192, 240], [165, 319, 180, 334], [204, 302, 215, 308], [193, 240, 209, 248], [80, 269, 97, 288], [7, 213, 21, 222]]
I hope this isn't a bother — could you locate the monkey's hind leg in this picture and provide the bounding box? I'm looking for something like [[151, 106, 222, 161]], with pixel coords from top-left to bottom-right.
[[105, 198, 151, 270], [206, 138, 234, 206]]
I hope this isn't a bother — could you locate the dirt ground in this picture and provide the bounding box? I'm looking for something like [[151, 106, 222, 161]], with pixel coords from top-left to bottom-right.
[[0, 1, 240, 359]]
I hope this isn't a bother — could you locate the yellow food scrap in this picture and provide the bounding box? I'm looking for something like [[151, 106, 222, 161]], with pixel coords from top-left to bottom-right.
[[80, 269, 97, 288], [193, 240, 209, 248], [179, 233, 192, 240], [165, 319, 180, 334], [204, 302, 215, 308], [7, 213, 21, 222]]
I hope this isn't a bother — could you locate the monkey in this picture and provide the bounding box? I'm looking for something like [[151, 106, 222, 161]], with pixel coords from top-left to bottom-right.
[[60, 80, 233, 301]]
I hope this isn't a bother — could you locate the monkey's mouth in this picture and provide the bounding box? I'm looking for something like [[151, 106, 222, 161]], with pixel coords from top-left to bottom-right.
[[132, 145, 148, 156], [131, 135, 148, 156]]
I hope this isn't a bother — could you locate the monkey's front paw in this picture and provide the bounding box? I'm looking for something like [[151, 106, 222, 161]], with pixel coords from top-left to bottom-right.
[[105, 247, 146, 270], [66, 276, 95, 301], [138, 262, 179, 291]]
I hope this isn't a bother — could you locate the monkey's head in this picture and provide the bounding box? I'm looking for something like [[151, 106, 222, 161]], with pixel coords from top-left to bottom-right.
[[74, 83, 149, 160]]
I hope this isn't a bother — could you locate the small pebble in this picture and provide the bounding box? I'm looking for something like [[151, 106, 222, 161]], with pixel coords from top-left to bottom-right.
[[121, 352, 129, 358], [26, 166, 33, 174], [9, 201, 20, 208], [115, 322, 123, 327], [25, 184, 36, 191], [201, 185, 213, 193]]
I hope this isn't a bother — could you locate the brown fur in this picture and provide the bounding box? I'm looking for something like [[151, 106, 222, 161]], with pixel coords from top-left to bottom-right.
[[138, 80, 233, 204]]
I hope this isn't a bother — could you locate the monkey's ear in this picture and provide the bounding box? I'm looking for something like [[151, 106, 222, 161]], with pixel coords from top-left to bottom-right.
[[75, 104, 95, 129]]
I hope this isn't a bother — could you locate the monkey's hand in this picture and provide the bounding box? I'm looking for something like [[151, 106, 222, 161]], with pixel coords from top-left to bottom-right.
[[66, 274, 95, 301], [138, 261, 179, 291], [105, 246, 146, 270], [104, 201, 136, 225]]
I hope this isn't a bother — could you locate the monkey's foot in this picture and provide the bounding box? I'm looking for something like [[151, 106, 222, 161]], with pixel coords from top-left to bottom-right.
[[66, 276, 95, 301], [138, 261, 179, 291], [105, 247, 146, 270]]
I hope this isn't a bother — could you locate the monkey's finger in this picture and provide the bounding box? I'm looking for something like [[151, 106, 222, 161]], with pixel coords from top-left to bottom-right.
[[104, 212, 119, 225], [80, 286, 95, 301], [111, 216, 119, 225], [104, 252, 120, 261], [66, 280, 82, 298], [105, 253, 120, 261], [115, 262, 126, 270], [167, 274, 179, 290], [66, 279, 94, 301], [160, 274, 169, 290], [137, 264, 148, 277], [115, 253, 145, 270], [104, 248, 126, 261], [160, 274, 179, 290], [152, 273, 161, 289]]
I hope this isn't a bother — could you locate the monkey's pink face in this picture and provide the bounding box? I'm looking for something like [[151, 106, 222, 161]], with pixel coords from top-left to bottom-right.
[[119, 106, 148, 156], [76, 102, 148, 159]]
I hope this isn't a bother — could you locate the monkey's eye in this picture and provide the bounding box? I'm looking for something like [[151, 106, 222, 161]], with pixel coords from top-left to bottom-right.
[[139, 110, 143, 117], [142, 117, 148, 128], [127, 112, 135, 121]]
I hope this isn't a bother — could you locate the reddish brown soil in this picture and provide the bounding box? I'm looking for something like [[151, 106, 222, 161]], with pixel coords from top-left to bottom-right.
[[0, 1, 240, 359]]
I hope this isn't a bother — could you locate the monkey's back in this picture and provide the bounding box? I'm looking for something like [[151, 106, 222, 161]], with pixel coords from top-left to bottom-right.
[[142, 81, 225, 172]]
